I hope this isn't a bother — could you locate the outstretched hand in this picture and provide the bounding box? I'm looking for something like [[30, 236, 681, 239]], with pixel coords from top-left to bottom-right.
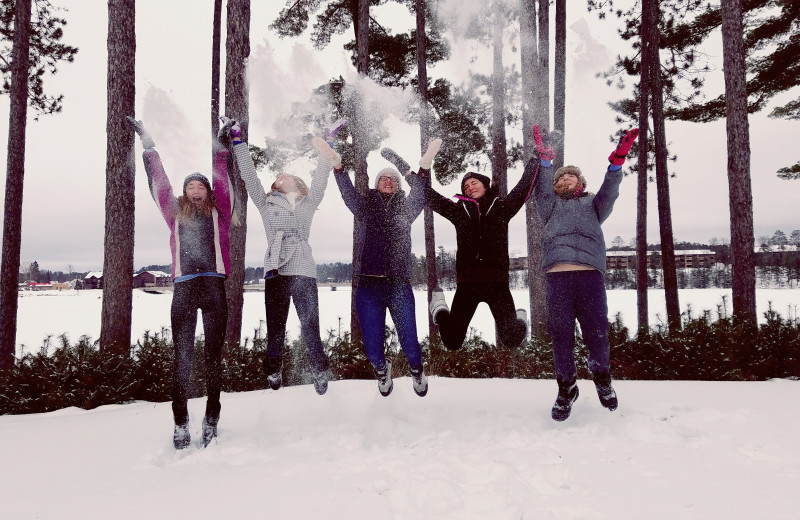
[[533, 125, 555, 162], [312, 137, 342, 168], [608, 128, 639, 166], [218, 116, 242, 145], [126, 116, 156, 149], [419, 138, 442, 170]]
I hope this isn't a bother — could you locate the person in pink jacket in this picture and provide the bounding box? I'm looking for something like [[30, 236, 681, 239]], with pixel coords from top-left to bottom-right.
[[128, 117, 234, 450]]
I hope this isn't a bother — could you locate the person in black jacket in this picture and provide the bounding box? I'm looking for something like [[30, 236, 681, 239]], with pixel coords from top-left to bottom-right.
[[334, 138, 441, 397], [403, 142, 541, 351]]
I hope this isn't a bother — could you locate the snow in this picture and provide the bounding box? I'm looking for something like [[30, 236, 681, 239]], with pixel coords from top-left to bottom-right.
[[1, 377, 798, 518]]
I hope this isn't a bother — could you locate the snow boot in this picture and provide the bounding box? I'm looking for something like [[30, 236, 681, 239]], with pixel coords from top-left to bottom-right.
[[202, 416, 218, 448], [374, 361, 394, 397], [173, 422, 191, 450], [551, 377, 579, 422], [313, 369, 330, 396], [267, 369, 282, 391], [410, 365, 429, 397], [380, 147, 411, 175], [516, 308, 528, 339], [593, 372, 618, 411], [429, 288, 449, 326]]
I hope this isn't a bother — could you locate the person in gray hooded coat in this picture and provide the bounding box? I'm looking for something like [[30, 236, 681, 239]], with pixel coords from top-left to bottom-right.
[[532, 124, 638, 421]]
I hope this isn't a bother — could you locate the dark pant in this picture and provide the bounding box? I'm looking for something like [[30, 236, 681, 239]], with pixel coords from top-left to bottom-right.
[[437, 281, 526, 350], [170, 276, 227, 425], [264, 275, 329, 375], [355, 277, 422, 370], [545, 270, 611, 381]]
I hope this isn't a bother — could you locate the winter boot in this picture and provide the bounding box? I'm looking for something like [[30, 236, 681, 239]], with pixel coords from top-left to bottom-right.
[[374, 361, 394, 397], [313, 369, 330, 396], [551, 377, 579, 422], [202, 416, 218, 448], [593, 372, 618, 411], [429, 288, 449, 326], [410, 365, 429, 397], [173, 422, 191, 450], [267, 368, 282, 391], [516, 308, 528, 339], [381, 147, 411, 176]]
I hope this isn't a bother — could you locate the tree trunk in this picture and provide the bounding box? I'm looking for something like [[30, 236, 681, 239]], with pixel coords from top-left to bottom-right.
[[211, 0, 222, 159], [649, 2, 680, 332], [721, 0, 756, 323], [100, 0, 136, 354], [637, 0, 655, 334], [0, 0, 32, 369], [347, 0, 371, 344], [416, 0, 439, 340], [491, 11, 508, 196], [553, 0, 566, 170], [521, 0, 548, 337], [223, 0, 251, 348]]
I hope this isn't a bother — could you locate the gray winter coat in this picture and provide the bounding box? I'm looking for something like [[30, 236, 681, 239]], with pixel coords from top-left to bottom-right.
[[233, 143, 333, 278], [533, 163, 622, 274]]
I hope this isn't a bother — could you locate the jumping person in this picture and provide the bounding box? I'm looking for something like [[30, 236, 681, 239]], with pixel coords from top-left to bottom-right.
[[395, 140, 540, 352], [128, 117, 234, 450], [218, 117, 336, 396], [531, 124, 638, 421], [331, 137, 442, 397]]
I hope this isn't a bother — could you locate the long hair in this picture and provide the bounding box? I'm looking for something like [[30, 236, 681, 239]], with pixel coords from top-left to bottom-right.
[[178, 191, 218, 220]]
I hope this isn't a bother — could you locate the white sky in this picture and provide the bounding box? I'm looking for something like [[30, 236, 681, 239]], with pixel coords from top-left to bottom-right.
[[0, 0, 797, 272]]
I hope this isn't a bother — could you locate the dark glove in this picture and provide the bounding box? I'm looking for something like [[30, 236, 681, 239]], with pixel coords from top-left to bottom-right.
[[608, 128, 639, 166], [126, 117, 156, 149], [381, 148, 411, 176], [218, 116, 242, 146], [533, 125, 555, 162]]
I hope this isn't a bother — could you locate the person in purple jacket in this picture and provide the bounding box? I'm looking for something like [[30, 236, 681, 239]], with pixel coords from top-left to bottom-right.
[[128, 117, 235, 450]]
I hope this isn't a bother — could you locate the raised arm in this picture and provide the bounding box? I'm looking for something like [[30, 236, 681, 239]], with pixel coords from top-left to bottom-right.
[[334, 167, 366, 216], [594, 127, 638, 223], [127, 117, 179, 224], [500, 156, 540, 218], [306, 137, 342, 209], [212, 146, 234, 219], [218, 116, 270, 209], [531, 125, 557, 222]]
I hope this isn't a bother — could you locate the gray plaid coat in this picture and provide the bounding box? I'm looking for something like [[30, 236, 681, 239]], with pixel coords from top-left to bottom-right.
[[233, 143, 332, 278]]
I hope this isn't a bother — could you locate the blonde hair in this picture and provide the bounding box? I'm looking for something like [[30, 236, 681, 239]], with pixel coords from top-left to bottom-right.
[[271, 175, 309, 200]]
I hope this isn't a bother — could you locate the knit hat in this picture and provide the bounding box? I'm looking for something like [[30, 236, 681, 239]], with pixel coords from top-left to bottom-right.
[[553, 165, 587, 192], [183, 172, 212, 194], [460, 172, 491, 194], [374, 167, 402, 189]]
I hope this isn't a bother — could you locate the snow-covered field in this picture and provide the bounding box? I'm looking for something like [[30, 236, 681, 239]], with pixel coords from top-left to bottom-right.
[[13, 287, 800, 355], [1, 377, 798, 519]]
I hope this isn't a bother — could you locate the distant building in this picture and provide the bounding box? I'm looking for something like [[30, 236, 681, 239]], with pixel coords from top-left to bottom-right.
[[133, 270, 171, 288], [85, 271, 103, 289], [509, 249, 717, 271]]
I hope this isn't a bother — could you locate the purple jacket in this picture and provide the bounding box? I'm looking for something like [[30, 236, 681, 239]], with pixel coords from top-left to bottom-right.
[[142, 148, 234, 279]]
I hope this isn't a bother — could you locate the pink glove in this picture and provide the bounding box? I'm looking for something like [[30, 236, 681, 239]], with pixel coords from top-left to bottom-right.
[[608, 128, 639, 166], [533, 125, 555, 162]]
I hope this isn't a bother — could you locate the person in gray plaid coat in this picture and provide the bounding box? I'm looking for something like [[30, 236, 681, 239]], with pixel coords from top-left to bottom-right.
[[220, 117, 337, 395]]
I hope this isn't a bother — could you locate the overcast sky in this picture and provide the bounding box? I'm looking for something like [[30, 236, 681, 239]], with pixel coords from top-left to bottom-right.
[[0, 0, 796, 273]]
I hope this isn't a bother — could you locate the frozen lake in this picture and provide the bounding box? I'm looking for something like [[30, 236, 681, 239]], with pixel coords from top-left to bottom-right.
[[13, 286, 800, 355]]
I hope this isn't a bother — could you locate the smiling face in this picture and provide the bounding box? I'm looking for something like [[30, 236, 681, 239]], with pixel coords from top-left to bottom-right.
[[463, 178, 487, 200], [184, 180, 209, 207], [377, 174, 399, 195]]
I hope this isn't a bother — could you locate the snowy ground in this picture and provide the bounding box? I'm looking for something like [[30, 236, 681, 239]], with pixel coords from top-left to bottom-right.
[[1, 377, 798, 519], [13, 287, 800, 355]]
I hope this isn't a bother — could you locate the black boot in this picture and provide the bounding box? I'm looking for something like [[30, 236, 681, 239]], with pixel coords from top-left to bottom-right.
[[202, 415, 218, 447], [551, 377, 579, 422], [593, 372, 618, 411], [173, 421, 191, 450]]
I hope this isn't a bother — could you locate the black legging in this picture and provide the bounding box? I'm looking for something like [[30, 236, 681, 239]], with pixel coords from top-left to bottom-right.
[[170, 276, 228, 425], [437, 281, 526, 351]]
